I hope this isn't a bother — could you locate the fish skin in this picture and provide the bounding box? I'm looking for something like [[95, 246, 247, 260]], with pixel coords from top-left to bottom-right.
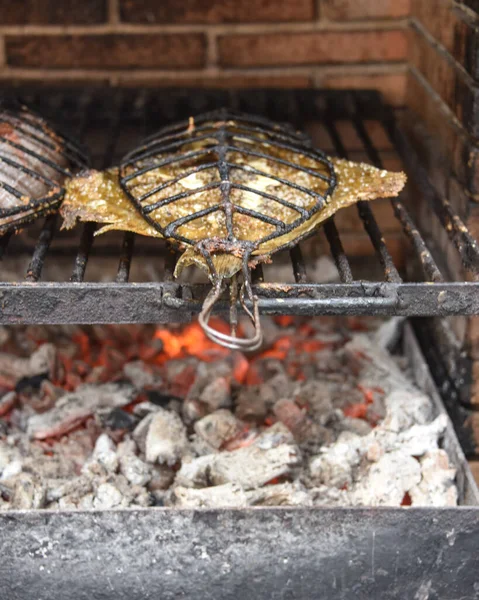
[[61, 158, 406, 280]]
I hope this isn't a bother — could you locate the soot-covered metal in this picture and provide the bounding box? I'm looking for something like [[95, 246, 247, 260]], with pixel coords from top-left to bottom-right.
[[0, 88, 477, 324]]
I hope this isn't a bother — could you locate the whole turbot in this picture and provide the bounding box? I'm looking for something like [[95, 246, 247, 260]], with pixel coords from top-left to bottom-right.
[[60, 110, 407, 350]]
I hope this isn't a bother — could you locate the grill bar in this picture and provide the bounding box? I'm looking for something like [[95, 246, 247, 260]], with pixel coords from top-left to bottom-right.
[[323, 219, 354, 283], [25, 214, 57, 282], [324, 102, 402, 284], [116, 231, 135, 283], [70, 222, 96, 283], [380, 102, 479, 276], [0, 87, 477, 323], [349, 95, 444, 284], [290, 246, 308, 284]]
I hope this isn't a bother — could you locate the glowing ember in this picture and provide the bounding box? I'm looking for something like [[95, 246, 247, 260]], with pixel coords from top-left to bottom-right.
[[0, 316, 459, 510]]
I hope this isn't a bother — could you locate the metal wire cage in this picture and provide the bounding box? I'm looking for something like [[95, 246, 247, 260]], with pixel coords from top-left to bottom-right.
[[119, 109, 337, 349], [0, 102, 89, 234]]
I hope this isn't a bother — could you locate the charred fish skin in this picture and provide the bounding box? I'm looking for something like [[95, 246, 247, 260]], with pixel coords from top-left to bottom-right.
[[0, 100, 88, 234]]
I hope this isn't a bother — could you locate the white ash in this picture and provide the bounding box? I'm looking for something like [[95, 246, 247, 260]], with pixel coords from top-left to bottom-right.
[[167, 481, 313, 509], [0, 319, 460, 510], [352, 451, 422, 506], [144, 408, 189, 466], [409, 450, 458, 507], [194, 409, 241, 450], [176, 442, 301, 490], [0, 343, 56, 385], [123, 361, 161, 390]]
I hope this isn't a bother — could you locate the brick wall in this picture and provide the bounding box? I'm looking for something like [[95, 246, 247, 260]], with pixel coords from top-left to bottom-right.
[[0, 0, 409, 106], [406, 1, 479, 435]]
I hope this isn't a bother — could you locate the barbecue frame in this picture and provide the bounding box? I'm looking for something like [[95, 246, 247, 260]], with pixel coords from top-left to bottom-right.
[[1, 325, 477, 600], [0, 88, 478, 323]]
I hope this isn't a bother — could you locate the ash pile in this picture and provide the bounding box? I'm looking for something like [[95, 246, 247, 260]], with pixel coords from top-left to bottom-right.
[[0, 316, 457, 510]]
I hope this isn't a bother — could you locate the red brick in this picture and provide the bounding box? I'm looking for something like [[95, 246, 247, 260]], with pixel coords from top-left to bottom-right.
[[340, 234, 405, 267], [5, 35, 207, 70], [323, 0, 411, 20], [120, 0, 314, 23], [0, 0, 106, 24], [218, 30, 408, 68], [321, 72, 407, 106], [412, 0, 479, 81], [405, 71, 479, 195], [115, 75, 313, 88], [410, 25, 479, 136]]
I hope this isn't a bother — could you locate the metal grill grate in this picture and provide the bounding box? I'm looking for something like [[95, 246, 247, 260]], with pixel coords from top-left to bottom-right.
[[0, 87, 478, 325]]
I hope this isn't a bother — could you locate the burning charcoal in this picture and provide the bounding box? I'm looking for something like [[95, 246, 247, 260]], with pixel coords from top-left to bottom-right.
[[1, 459, 23, 480], [166, 483, 248, 508], [345, 335, 414, 394], [199, 377, 231, 412], [85, 365, 106, 384], [45, 476, 93, 504], [295, 381, 334, 424], [253, 422, 294, 449], [26, 382, 136, 439], [146, 390, 181, 408], [0, 343, 56, 385], [409, 450, 458, 507], [189, 434, 217, 457], [352, 451, 422, 506], [246, 482, 313, 507], [15, 373, 49, 395], [92, 482, 127, 509], [144, 407, 189, 466], [0, 391, 17, 417], [8, 473, 46, 509], [83, 433, 119, 475], [102, 407, 137, 431], [382, 389, 432, 432], [132, 401, 162, 419], [119, 454, 151, 487], [148, 464, 175, 492], [194, 409, 241, 450], [393, 415, 448, 456], [309, 433, 362, 488], [40, 379, 65, 402], [175, 441, 301, 490], [123, 360, 161, 389], [239, 315, 282, 348], [132, 413, 154, 453], [181, 398, 208, 425], [235, 384, 272, 422], [338, 417, 372, 437], [273, 399, 307, 436], [309, 485, 352, 507]]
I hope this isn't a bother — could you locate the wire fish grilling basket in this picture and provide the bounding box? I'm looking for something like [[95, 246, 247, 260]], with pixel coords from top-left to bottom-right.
[[0, 101, 88, 234], [119, 109, 337, 349], [61, 108, 406, 351]]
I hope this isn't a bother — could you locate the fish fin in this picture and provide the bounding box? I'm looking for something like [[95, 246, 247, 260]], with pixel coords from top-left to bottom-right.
[[60, 168, 162, 238]]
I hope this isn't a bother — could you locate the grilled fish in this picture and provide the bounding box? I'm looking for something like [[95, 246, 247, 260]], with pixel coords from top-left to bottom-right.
[[60, 111, 406, 350], [0, 103, 87, 232]]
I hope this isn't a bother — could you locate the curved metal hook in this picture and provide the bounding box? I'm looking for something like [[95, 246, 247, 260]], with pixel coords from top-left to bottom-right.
[[198, 275, 263, 352]]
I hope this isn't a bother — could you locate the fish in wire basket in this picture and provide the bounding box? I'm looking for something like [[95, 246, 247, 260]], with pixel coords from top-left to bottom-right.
[[0, 101, 88, 233], [60, 109, 407, 350]]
